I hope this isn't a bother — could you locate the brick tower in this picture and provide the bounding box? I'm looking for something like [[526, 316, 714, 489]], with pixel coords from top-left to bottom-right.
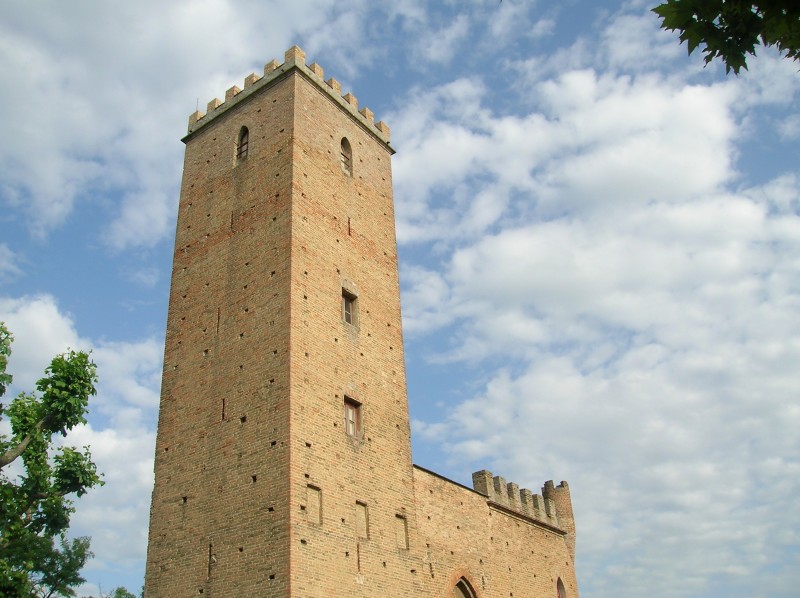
[[145, 46, 420, 597], [146, 46, 580, 598]]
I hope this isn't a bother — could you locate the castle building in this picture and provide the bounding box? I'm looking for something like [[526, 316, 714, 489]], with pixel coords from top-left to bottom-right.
[[144, 46, 579, 598]]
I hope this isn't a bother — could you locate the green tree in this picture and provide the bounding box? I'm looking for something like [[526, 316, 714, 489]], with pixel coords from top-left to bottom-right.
[[653, 0, 800, 74], [0, 322, 103, 597], [104, 587, 138, 598]]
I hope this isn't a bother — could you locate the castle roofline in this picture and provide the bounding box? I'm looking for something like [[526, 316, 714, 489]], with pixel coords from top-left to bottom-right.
[[413, 464, 568, 536], [183, 46, 394, 154]]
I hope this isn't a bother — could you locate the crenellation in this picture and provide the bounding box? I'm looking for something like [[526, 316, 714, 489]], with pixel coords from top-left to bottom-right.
[[471, 470, 493, 497], [188, 110, 204, 127], [545, 497, 558, 523], [225, 85, 241, 102], [186, 45, 392, 146], [359, 107, 374, 123], [244, 73, 260, 88], [531, 494, 546, 519], [470, 469, 569, 532], [308, 62, 324, 78], [492, 475, 507, 506], [326, 77, 342, 94], [342, 92, 358, 109], [376, 121, 391, 139], [284, 45, 306, 66], [264, 59, 280, 75], [506, 481, 520, 510], [520, 488, 534, 516]]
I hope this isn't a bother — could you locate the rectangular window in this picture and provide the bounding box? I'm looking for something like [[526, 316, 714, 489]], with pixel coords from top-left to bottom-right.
[[237, 127, 249, 159], [307, 485, 322, 525], [342, 290, 357, 326], [344, 397, 361, 438], [394, 514, 409, 549], [355, 501, 369, 539]]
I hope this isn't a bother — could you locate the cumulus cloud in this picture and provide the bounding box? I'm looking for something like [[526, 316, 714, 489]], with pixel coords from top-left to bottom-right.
[[414, 14, 471, 66], [0, 0, 347, 249], [0, 295, 162, 588], [390, 4, 800, 597], [0, 295, 85, 387]]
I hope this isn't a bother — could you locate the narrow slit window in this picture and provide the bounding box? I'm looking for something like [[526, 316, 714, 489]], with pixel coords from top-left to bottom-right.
[[342, 290, 357, 326], [355, 501, 369, 539], [237, 126, 249, 159], [340, 137, 352, 176]]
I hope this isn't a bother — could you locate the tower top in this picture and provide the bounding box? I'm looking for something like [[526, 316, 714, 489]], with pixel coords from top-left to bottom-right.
[[185, 45, 392, 149]]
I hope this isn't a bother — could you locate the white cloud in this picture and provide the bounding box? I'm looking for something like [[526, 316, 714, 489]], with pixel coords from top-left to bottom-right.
[[0, 0, 347, 248], [67, 423, 156, 567], [417, 14, 470, 66], [0, 244, 22, 282], [93, 337, 162, 415], [126, 266, 161, 288], [400, 264, 454, 335], [391, 66, 739, 248], [0, 295, 161, 588], [601, 13, 683, 72], [779, 114, 800, 140], [391, 6, 800, 597], [0, 295, 84, 389]]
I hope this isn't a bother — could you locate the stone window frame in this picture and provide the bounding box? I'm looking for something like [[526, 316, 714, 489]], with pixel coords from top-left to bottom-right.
[[556, 578, 567, 598]]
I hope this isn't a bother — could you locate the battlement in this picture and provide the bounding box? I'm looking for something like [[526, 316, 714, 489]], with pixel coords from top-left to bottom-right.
[[472, 470, 570, 530], [186, 45, 391, 147]]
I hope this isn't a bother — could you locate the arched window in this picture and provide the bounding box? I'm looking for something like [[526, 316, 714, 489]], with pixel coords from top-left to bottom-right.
[[237, 126, 249, 159], [340, 137, 352, 176], [556, 578, 567, 598], [452, 577, 477, 598]]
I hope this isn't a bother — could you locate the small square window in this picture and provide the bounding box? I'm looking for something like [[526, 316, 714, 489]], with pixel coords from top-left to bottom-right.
[[344, 397, 361, 438], [342, 290, 357, 326]]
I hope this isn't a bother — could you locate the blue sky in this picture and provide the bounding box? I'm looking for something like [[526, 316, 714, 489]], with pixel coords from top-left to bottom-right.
[[1, 1, 799, 596]]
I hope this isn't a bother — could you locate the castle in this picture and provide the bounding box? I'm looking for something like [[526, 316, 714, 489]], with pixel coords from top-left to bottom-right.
[[144, 46, 579, 598]]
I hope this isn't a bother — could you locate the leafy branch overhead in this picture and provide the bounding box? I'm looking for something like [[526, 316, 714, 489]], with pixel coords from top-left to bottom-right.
[[0, 322, 103, 597], [652, 0, 800, 74]]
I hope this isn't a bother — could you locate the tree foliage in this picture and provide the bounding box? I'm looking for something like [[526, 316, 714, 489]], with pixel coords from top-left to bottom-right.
[[0, 322, 103, 597], [653, 0, 800, 74]]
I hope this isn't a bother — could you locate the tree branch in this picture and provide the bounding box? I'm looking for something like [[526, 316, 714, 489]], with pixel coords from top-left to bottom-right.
[[0, 416, 47, 469]]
